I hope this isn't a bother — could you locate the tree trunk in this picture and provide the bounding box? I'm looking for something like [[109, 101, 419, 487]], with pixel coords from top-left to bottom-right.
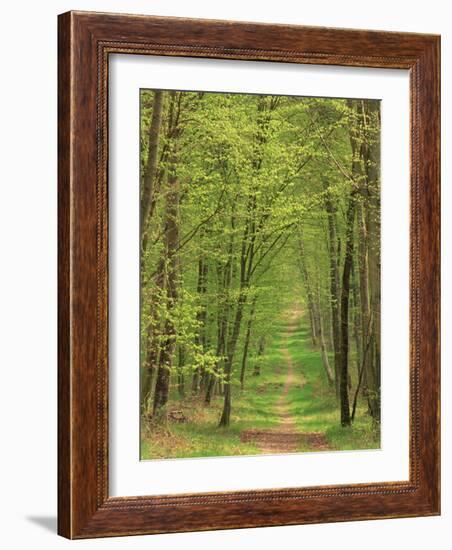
[[338, 98, 365, 427], [141, 258, 165, 415], [253, 336, 265, 376], [192, 254, 209, 393], [339, 195, 356, 427], [153, 93, 181, 416], [357, 199, 373, 409], [218, 98, 276, 427], [205, 219, 234, 405], [297, 227, 318, 345], [364, 100, 381, 421], [205, 322, 225, 405], [324, 184, 341, 397], [177, 345, 186, 397], [240, 296, 257, 389], [351, 258, 362, 384], [316, 281, 335, 385], [219, 292, 247, 426], [140, 91, 164, 246], [139, 91, 165, 416]]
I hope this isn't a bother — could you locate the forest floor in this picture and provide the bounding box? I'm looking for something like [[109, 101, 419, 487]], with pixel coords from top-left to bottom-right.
[[141, 307, 380, 460], [240, 306, 330, 453]]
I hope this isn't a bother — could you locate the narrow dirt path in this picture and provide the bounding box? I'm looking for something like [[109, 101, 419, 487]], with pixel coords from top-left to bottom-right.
[[241, 306, 330, 454]]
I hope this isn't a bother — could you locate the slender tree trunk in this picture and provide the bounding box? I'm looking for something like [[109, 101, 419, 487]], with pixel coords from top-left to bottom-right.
[[219, 98, 276, 427], [253, 336, 265, 376], [140, 91, 164, 246], [364, 100, 381, 421], [219, 190, 254, 425], [297, 227, 318, 345], [316, 281, 335, 385], [205, 231, 233, 405], [153, 94, 181, 416], [240, 296, 257, 389], [177, 346, 186, 397], [357, 199, 373, 410], [205, 323, 225, 405], [140, 367, 154, 417], [339, 195, 356, 427], [141, 258, 165, 415], [140, 92, 165, 416], [219, 291, 247, 426], [351, 258, 362, 384], [218, 205, 250, 426], [338, 98, 367, 427], [324, 185, 341, 397], [192, 253, 209, 393], [152, 270, 178, 414]]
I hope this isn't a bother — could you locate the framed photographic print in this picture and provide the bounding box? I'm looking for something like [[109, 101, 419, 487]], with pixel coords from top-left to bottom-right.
[[58, 11, 440, 538]]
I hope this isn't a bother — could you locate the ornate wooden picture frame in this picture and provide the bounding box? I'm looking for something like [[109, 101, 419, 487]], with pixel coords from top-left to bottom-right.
[[58, 11, 440, 539]]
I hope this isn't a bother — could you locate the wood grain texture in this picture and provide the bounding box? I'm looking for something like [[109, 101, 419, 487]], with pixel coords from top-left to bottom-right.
[[57, 10, 440, 539], [57, 10, 72, 538]]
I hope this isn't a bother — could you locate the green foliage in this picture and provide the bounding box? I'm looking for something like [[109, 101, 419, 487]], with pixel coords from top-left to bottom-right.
[[139, 89, 381, 456], [140, 314, 379, 459]]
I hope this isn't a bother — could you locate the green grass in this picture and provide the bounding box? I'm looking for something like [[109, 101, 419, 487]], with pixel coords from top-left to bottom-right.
[[141, 325, 289, 459], [140, 315, 380, 460], [284, 324, 380, 452]]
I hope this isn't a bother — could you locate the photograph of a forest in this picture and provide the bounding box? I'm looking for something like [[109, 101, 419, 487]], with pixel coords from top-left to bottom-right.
[[140, 89, 381, 460]]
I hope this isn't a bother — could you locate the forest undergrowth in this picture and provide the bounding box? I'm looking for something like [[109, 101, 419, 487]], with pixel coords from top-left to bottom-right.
[[141, 310, 379, 460]]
